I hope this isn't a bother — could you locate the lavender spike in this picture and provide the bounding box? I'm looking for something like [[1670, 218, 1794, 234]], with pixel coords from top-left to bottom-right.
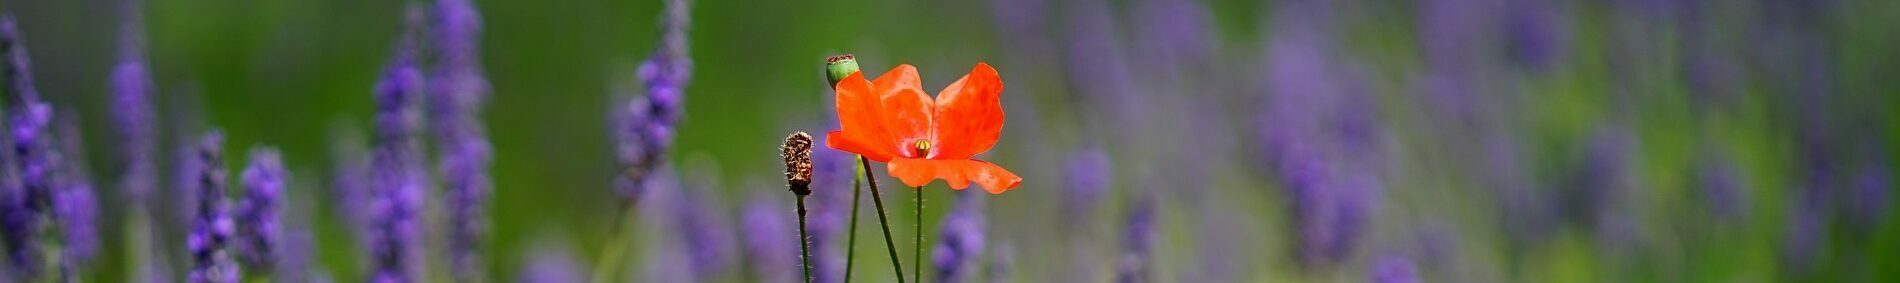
[[186, 131, 238, 283], [0, 17, 52, 276], [932, 191, 985, 283], [741, 193, 798, 283], [430, 0, 493, 279], [53, 110, 97, 278], [237, 147, 284, 274], [365, 13, 429, 280]]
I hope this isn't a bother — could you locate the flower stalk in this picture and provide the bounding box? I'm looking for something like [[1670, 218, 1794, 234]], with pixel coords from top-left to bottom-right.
[[781, 132, 816, 283]]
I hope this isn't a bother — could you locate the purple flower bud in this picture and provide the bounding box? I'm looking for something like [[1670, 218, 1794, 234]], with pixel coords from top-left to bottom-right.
[[740, 193, 797, 283], [933, 192, 985, 283], [187, 131, 239, 283], [237, 147, 284, 273]]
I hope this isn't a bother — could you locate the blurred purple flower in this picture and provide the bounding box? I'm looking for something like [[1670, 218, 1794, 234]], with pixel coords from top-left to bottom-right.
[[429, 0, 493, 278], [365, 34, 428, 283], [1062, 148, 1109, 223], [112, 0, 159, 204], [805, 130, 851, 283], [1255, 6, 1376, 268], [1063, 0, 1141, 130], [934, 191, 986, 283], [1699, 154, 1744, 221], [0, 16, 48, 279], [672, 178, 733, 281], [1114, 194, 1155, 283], [1505, 0, 1568, 71], [1132, 0, 1215, 70], [237, 147, 284, 273], [1371, 255, 1420, 283], [740, 193, 798, 282], [1849, 161, 1890, 229], [517, 245, 584, 283], [186, 132, 239, 283], [612, 0, 692, 202], [53, 111, 97, 275]]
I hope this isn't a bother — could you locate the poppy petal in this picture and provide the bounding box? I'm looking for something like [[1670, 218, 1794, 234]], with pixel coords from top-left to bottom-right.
[[873, 64, 924, 98], [874, 70, 934, 157], [826, 131, 894, 163], [963, 159, 1023, 194], [929, 63, 1005, 160], [886, 158, 1023, 194], [831, 71, 898, 159]]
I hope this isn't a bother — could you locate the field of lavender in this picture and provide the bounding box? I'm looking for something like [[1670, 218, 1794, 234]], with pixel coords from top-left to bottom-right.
[[0, 0, 1895, 282]]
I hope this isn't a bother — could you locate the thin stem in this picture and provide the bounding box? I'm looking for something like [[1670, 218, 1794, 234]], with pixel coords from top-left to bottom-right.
[[796, 195, 813, 283], [860, 156, 908, 283], [913, 186, 924, 283], [843, 157, 865, 283], [589, 201, 637, 283]]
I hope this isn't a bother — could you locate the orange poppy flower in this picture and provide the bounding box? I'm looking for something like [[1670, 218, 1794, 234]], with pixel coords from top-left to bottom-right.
[[827, 63, 1023, 194]]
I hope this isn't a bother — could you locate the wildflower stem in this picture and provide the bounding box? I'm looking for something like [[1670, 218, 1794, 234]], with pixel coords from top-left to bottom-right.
[[860, 156, 908, 283], [843, 157, 865, 283], [589, 201, 637, 283], [913, 186, 923, 283], [796, 195, 814, 283]]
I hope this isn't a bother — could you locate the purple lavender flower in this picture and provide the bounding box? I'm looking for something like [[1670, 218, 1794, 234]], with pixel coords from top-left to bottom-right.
[[1370, 255, 1420, 283], [1256, 6, 1377, 268], [186, 131, 239, 283], [1, 103, 52, 280], [740, 193, 797, 283], [429, 0, 493, 279], [1504, 0, 1568, 71], [53, 111, 98, 276], [517, 245, 584, 283], [365, 29, 428, 283], [933, 191, 986, 283], [110, 0, 159, 207], [1132, 0, 1215, 70], [1849, 161, 1891, 229], [613, 0, 693, 202], [1699, 154, 1744, 221], [237, 147, 284, 274], [672, 174, 732, 281], [1062, 148, 1109, 215], [325, 131, 377, 267], [1114, 194, 1154, 283], [805, 129, 851, 283], [1063, 0, 1141, 130]]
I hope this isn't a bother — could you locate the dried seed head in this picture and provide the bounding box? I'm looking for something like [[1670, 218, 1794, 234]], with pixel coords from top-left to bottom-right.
[[781, 132, 814, 196]]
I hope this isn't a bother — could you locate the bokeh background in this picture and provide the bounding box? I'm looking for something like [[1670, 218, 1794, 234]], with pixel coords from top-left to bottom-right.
[[0, 0, 1897, 281]]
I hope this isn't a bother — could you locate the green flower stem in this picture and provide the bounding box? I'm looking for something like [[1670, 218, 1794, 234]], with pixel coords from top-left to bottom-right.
[[859, 156, 908, 283], [589, 202, 637, 283], [843, 157, 865, 283], [913, 186, 924, 283]]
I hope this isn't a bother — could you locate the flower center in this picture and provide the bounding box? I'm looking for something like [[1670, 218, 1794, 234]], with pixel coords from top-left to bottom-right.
[[912, 139, 932, 158]]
